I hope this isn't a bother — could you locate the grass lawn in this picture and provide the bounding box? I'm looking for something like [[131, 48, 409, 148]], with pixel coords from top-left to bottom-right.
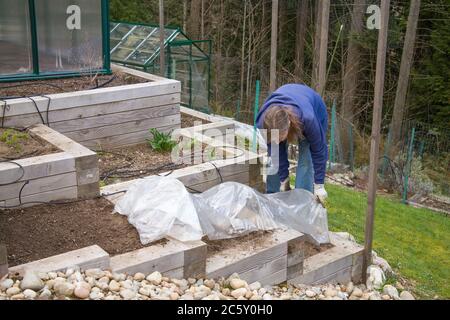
[[325, 183, 450, 299]]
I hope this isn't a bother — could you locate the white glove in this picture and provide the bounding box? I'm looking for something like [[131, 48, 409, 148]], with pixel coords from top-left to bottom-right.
[[281, 177, 291, 192], [314, 184, 328, 205]]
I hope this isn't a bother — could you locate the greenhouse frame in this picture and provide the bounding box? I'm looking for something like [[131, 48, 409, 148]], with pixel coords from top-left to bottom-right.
[[110, 21, 211, 112], [0, 0, 111, 82]]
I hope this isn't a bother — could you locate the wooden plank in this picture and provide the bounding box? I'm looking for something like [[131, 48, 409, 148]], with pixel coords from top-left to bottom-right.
[[186, 172, 250, 193], [77, 182, 100, 199], [78, 124, 180, 150], [239, 255, 287, 285], [52, 104, 180, 134], [0, 244, 7, 278], [1, 186, 78, 209], [163, 267, 184, 279], [259, 268, 287, 286], [183, 121, 235, 138], [0, 172, 77, 201], [62, 113, 180, 143], [2, 80, 181, 117], [109, 239, 187, 275], [2, 94, 181, 129], [287, 262, 303, 280], [183, 241, 207, 279], [0, 152, 75, 184], [180, 106, 225, 123], [8, 245, 110, 276]]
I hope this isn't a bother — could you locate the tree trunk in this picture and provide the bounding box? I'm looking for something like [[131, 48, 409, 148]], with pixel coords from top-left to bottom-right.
[[317, 0, 330, 95], [311, 0, 322, 89], [183, 0, 187, 32], [295, 0, 309, 82], [390, 0, 421, 153], [341, 0, 366, 162], [188, 0, 201, 39], [270, 0, 279, 92], [240, 0, 248, 107]]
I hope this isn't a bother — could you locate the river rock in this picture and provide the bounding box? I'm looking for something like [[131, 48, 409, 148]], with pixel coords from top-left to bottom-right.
[[23, 289, 37, 299], [0, 279, 14, 291], [120, 289, 136, 300], [231, 288, 247, 299], [74, 282, 91, 299], [146, 272, 162, 285], [366, 265, 385, 290], [133, 273, 145, 281], [85, 269, 105, 279], [204, 279, 215, 289], [6, 287, 21, 296], [383, 285, 399, 299], [21, 271, 45, 291], [400, 291, 415, 300], [249, 282, 262, 291], [109, 280, 120, 292], [54, 282, 75, 297], [230, 279, 247, 290], [351, 287, 363, 298], [305, 290, 316, 298]]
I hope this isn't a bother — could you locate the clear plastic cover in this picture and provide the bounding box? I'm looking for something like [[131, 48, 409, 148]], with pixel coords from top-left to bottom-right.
[[114, 176, 330, 245]]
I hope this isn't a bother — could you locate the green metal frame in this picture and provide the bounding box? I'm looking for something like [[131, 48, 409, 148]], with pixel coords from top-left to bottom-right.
[[110, 20, 212, 111], [0, 0, 111, 83]]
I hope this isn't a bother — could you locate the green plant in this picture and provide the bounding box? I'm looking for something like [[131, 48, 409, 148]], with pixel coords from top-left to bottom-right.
[[0, 129, 29, 151], [147, 128, 177, 153]]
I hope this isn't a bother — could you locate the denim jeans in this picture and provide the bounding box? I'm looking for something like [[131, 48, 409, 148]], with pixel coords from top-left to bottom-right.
[[266, 139, 314, 194]]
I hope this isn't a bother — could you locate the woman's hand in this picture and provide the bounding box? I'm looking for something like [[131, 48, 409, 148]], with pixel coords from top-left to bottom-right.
[[314, 184, 328, 205]]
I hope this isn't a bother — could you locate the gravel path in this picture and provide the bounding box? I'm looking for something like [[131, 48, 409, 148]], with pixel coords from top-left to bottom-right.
[[0, 269, 415, 301]]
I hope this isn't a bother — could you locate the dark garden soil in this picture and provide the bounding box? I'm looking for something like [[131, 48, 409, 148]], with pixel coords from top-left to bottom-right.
[[300, 241, 334, 259], [0, 197, 168, 267], [0, 128, 59, 160], [97, 142, 216, 186], [204, 231, 276, 258], [181, 114, 211, 128], [97, 143, 188, 186], [0, 71, 149, 98]]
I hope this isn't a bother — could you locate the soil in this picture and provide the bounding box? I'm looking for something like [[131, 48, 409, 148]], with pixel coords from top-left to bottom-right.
[[0, 71, 149, 98], [300, 241, 334, 259], [97, 143, 187, 186], [181, 114, 211, 128], [0, 197, 168, 267], [0, 128, 59, 160], [409, 195, 450, 214], [204, 231, 276, 258]]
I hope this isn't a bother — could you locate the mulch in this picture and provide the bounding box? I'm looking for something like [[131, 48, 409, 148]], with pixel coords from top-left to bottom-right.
[[181, 114, 211, 128], [0, 71, 149, 98], [0, 197, 167, 267], [0, 128, 59, 161]]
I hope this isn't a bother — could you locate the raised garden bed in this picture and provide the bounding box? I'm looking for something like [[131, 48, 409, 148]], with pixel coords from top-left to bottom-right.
[[0, 125, 99, 208], [0, 128, 58, 160], [0, 65, 181, 150], [181, 114, 211, 129]]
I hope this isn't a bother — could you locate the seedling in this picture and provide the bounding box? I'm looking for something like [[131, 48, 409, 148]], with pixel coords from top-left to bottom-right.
[[0, 129, 29, 152], [147, 128, 177, 153]]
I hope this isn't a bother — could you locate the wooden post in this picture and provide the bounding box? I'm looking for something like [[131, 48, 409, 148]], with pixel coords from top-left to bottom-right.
[[0, 244, 7, 278], [159, 0, 166, 77], [363, 0, 391, 283], [269, 0, 279, 92], [317, 0, 330, 96]]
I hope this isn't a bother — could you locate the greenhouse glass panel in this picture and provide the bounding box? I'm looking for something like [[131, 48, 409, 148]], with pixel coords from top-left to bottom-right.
[[0, 0, 33, 75], [35, 0, 103, 73], [0, 0, 110, 82]]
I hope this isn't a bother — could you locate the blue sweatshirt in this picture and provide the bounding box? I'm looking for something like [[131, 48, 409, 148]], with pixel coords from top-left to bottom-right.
[[256, 84, 329, 184]]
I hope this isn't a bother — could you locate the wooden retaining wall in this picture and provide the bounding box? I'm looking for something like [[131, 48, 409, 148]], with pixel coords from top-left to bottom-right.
[[0, 125, 99, 208], [0, 66, 182, 150]]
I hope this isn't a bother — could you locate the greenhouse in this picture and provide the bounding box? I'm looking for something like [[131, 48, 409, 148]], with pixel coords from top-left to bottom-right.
[[110, 21, 211, 112], [0, 0, 110, 82]]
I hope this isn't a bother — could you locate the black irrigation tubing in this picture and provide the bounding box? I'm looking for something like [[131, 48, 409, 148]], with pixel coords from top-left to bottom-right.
[[0, 160, 25, 187]]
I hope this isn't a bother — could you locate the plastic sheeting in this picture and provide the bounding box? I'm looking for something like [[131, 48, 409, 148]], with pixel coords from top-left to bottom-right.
[[115, 176, 330, 245]]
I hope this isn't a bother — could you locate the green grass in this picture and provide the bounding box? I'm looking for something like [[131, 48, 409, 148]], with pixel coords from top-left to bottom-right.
[[325, 183, 450, 299]]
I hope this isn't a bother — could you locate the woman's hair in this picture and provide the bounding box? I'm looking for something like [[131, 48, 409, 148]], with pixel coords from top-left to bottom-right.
[[263, 106, 304, 143]]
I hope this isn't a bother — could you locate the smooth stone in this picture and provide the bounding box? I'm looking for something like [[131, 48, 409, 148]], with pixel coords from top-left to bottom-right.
[[400, 291, 415, 300], [305, 290, 316, 298], [170, 292, 180, 300], [262, 294, 273, 300], [74, 282, 91, 299], [48, 272, 58, 279], [40, 289, 52, 299], [249, 282, 262, 291], [222, 288, 231, 296], [54, 282, 75, 297], [366, 265, 385, 290], [85, 269, 105, 279], [120, 289, 136, 300], [11, 293, 25, 300], [351, 287, 363, 298], [324, 288, 337, 298], [109, 280, 121, 292], [204, 279, 215, 289], [383, 285, 399, 299], [230, 279, 247, 290], [89, 291, 104, 300], [146, 272, 162, 285], [194, 291, 208, 300], [21, 271, 45, 291], [6, 287, 21, 296], [231, 288, 247, 299], [369, 293, 382, 300], [382, 295, 391, 300], [134, 273, 145, 281], [346, 282, 354, 294], [0, 279, 14, 291], [23, 289, 37, 299]]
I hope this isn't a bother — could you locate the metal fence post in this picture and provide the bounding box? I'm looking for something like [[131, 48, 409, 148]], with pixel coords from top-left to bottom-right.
[[403, 127, 416, 204]]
